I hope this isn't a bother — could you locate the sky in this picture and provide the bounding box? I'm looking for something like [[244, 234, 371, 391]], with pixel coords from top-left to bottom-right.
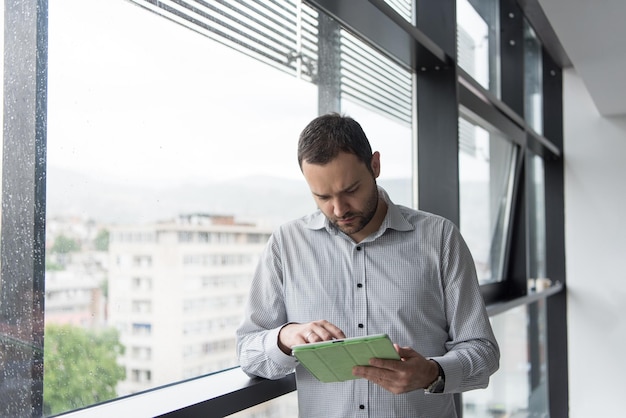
[[46, 0, 414, 188]]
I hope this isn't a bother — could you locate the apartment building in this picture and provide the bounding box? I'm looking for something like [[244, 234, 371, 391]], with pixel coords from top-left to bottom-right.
[[108, 214, 272, 395], [45, 217, 109, 328], [45, 266, 106, 328]]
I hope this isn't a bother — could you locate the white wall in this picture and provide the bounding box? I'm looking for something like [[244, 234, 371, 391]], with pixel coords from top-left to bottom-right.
[[564, 69, 626, 417]]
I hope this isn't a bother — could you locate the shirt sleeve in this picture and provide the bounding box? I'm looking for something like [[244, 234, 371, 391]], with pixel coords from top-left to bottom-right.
[[432, 220, 500, 393], [236, 233, 299, 379]]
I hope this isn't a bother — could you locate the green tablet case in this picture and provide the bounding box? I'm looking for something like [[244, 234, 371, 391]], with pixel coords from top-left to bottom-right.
[[291, 333, 400, 383]]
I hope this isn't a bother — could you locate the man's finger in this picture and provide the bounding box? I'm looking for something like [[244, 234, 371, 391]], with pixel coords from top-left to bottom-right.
[[368, 357, 403, 371]]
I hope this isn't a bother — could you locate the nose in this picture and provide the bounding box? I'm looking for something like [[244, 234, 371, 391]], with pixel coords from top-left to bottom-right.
[[333, 197, 350, 218]]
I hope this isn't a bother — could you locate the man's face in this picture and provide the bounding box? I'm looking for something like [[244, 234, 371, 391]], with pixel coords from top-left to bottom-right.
[[302, 151, 381, 240]]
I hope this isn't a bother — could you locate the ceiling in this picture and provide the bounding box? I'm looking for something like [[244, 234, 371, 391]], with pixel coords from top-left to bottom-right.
[[535, 0, 626, 116]]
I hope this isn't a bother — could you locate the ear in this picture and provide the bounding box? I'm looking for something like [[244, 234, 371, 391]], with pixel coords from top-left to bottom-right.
[[370, 151, 381, 178]]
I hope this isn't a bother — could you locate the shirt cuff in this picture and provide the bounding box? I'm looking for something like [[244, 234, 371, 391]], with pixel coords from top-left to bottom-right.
[[429, 354, 461, 393], [264, 325, 299, 370]]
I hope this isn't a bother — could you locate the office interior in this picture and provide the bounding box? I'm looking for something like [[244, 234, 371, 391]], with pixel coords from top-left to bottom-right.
[[1, 0, 624, 417]]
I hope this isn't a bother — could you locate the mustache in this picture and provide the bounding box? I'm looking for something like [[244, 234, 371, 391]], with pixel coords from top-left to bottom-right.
[[335, 212, 358, 220]]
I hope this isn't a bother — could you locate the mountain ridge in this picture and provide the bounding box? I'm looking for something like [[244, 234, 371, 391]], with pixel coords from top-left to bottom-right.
[[46, 167, 412, 227]]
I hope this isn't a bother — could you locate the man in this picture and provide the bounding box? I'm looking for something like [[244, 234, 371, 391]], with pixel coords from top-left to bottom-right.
[[236, 113, 499, 417]]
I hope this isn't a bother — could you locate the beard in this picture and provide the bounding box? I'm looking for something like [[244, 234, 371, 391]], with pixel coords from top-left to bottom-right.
[[330, 183, 379, 236]]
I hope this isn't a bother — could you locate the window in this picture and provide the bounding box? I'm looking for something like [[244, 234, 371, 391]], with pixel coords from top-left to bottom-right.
[[177, 231, 194, 243], [43, 2, 415, 413], [131, 369, 152, 384], [457, 0, 501, 97], [459, 114, 518, 284], [131, 277, 153, 291], [0, 0, 566, 416], [131, 323, 152, 336], [131, 346, 152, 361]]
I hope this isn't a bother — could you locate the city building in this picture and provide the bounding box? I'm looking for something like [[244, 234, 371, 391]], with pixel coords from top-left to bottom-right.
[[44, 217, 108, 328], [44, 268, 106, 328], [107, 214, 271, 395]]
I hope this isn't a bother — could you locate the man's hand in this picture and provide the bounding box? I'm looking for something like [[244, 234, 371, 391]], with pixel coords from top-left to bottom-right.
[[278, 320, 346, 354], [352, 345, 440, 394]]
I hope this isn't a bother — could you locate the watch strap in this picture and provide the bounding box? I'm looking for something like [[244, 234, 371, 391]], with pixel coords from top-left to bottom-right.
[[425, 360, 445, 394]]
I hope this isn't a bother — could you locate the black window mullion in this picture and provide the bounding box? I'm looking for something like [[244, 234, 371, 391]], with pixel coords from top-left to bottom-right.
[[0, 0, 48, 416], [415, 0, 459, 223], [541, 50, 568, 418], [499, 0, 524, 116]]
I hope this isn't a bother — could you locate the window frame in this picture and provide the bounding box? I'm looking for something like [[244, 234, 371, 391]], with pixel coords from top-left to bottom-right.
[[0, 0, 48, 416]]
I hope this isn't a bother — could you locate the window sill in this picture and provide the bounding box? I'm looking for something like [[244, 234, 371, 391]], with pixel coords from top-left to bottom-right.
[[486, 280, 564, 316], [57, 367, 296, 418]]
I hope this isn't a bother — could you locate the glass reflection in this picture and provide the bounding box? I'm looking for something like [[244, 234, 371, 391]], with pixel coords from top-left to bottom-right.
[[459, 115, 517, 284]]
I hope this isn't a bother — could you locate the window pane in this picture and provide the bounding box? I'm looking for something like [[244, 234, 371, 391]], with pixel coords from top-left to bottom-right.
[[463, 301, 550, 417], [459, 115, 517, 284], [524, 21, 543, 134], [45, 0, 414, 415], [457, 0, 501, 97], [46, 0, 315, 413], [527, 153, 547, 281]]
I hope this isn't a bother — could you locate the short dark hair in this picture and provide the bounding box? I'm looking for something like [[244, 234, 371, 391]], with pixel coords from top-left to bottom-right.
[[297, 113, 373, 173]]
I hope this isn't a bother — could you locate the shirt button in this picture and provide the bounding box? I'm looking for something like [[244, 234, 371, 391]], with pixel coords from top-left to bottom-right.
[[359, 405, 365, 410], [356, 246, 362, 251], [358, 323, 364, 328], [357, 283, 363, 288]]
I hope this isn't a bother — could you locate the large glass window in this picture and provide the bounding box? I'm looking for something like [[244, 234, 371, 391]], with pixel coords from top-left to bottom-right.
[[459, 114, 517, 284], [44, 0, 413, 415], [457, 0, 501, 97], [0, 0, 566, 416]]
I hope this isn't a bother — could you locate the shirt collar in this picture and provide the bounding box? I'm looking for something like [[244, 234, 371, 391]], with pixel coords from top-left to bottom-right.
[[303, 186, 414, 238]]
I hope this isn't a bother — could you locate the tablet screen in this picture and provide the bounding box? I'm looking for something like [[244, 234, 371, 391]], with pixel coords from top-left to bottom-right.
[[291, 334, 400, 382]]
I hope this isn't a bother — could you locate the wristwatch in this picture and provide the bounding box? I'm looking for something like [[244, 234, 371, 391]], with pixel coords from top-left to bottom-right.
[[424, 361, 445, 394]]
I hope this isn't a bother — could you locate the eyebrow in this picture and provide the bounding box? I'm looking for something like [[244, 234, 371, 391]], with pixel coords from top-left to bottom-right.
[[312, 180, 360, 199]]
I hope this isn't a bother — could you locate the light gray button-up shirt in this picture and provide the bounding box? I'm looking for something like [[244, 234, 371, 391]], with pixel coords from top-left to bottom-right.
[[236, 188, 499, 418]]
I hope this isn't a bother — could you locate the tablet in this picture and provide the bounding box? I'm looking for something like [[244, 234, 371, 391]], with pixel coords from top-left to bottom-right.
[[291, 333, 400, 383]]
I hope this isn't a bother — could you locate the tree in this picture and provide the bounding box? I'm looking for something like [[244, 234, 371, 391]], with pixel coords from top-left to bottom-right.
[[94, 228, 110, 251], [50, 234, 81, 254], [43, 324, 125, 416]]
